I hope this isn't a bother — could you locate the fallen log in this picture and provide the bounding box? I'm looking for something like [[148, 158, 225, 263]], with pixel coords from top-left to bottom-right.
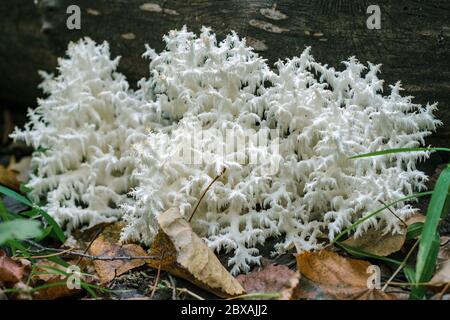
[[0, 0, 449, 146]]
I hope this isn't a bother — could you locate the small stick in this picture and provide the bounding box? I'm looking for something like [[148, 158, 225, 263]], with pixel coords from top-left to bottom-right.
[[378, 199, 407, 228], [161, 283, 205, 300], [436, 282, 450, 300], [30, 248, 75, 259], [23, 240, 157, 261], [382, 239, 419, 291], [188, 167, 226, 222], [150, 254, 164, 299], [76, 226, 104, 266]]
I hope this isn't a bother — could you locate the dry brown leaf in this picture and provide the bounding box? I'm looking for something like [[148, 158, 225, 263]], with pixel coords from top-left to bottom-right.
[[0, 250, 25, 283], [296, 250, 397, 300], [148, 208, 245, 298], [405, 213, 426, 225], [438, 236, 450, 261], [89, 233, 148, 284], [0, 165, 20, 191], [236, 264, 300, 300], [342, 228, 406, 256], [429, 259, 450, 292], [32, 260, 81, 300]]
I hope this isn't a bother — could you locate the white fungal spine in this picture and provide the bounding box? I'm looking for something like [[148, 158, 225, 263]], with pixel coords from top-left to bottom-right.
[[13, 27, 440, 274]]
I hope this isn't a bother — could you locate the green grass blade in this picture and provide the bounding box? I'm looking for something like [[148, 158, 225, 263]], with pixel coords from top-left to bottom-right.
[[47, 256, 70, 267], [0, 199, 9, 221], [38, 209, 66, 243], [36, 264, 69, 277], [0, 185, 33, 206], [332, 191, 433, 244], [406, 222, 424, 241], [35, 226, 53, 241], [349, 147, 450, 159], [415, 166, 450, 291], [336, 242, 402, 266], [7, 239, 29, 257], [0, 185, 65, 243], [81, 283, 97, 298], [19, 209, 40, 218], [403, 266, 415, 284]]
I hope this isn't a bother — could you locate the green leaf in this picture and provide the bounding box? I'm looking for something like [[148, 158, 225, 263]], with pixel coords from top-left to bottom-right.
[[0, 185, 33, 206], [7, 239, 29, 257], [336, 242, 402, 266], [19, 183, 32, 194], [0, 185, 65, 243], [406, 222, 424, 241], [403, 266, 415, 285], [81, 283, 97, 298], [38, 209, 66, 243], [415, 166, 450, 293], [18, 209, 40, 218], [349, 147, 450, 159], [0, 199, 9, 221], [0, 219, 42, 245], [406, 265, 424, 300], [35, 225, 53, 241]]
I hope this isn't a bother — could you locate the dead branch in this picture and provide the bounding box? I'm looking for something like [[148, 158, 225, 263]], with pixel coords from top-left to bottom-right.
[[23, 240, 157, 261]]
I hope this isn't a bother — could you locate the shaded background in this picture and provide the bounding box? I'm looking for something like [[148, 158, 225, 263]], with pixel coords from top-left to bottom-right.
[[0, 0, 449, 151]]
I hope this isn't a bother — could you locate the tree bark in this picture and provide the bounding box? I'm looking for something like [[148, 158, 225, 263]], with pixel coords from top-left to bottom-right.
[[0, 0, 449, 146]]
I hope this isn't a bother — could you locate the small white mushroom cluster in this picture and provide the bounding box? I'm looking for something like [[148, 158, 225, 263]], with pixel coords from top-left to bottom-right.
[[13, 27, 440, 274]]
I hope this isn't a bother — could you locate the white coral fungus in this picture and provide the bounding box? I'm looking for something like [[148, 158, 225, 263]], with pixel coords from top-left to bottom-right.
[[11, 39, 160, 233], [13, 27, 440, 274]]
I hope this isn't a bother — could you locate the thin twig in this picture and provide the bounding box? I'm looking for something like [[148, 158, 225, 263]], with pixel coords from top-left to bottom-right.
[[23, 240, 157, 261], [150, 254, 163, 299], [384, 281, 432, 287], [76, 226, 104, 266], [188, 167, 226, 222], [378, 199, 407, 227], [30, 248, 75, 259], [163, 284, 205, 300], [382, 239, 419, 291], [436, 282, 450, 300], [227, 292, 282, 300]]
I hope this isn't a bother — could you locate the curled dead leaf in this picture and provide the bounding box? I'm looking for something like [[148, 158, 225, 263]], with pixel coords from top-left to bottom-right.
[[296, 250, 398, 300], [0, 250, 25, 283], [89, 231, 148, 284], [148, 208, 245, 298], [236, 264, 300, 300]]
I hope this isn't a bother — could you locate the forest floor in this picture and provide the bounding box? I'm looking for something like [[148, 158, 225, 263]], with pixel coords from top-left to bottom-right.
[[0, 109, 449, 301]]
